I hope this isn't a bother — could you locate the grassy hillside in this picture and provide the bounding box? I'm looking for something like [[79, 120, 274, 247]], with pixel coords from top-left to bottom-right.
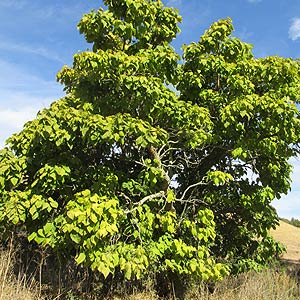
[[271, 220, 300, 263]]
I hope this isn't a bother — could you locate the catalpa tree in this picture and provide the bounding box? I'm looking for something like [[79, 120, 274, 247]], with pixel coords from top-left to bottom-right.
[[1, 0, 300, 284]]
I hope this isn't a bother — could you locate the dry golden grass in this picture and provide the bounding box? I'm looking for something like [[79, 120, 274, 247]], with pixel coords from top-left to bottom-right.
[[112, 292, 158, 300], [271, 220, 300, 263], [105, 267, 300, 300], [0, 245, 41, 300], [1, 251, 299, 300], [185, 268, 300, 300], [0, 220, 299, 299]]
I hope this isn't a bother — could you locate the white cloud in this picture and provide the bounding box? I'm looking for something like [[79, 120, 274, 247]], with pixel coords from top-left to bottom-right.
[[0, 106, 40, 128], [0, 108, 35, 129], [0, 59, 64, 148], [0, 91, 62, 148], [0, 107, 38, 146], [271, 157, 300, 219], [0, 91, 61, 148], [289, 18, 300, 41], [272, 192, 300, 220], [288, 157, 300, 189]]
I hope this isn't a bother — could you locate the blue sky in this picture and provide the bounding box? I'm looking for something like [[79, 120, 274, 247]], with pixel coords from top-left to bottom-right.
[[1, 0, 300, 219]]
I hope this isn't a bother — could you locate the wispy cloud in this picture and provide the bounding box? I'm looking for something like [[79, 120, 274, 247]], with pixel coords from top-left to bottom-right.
[[0, 59, 61, 96], [247, 0, 262, 3], [22, 2, 98, 24], [166, 0, 182, 6], [0, 0, 27, 9], [289, 18, 300, 41], [0, 41, 65, 64], [236, 27, 254, 42]]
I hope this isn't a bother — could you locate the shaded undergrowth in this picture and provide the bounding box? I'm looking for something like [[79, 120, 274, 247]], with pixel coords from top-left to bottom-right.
[[0, 240, 299, 300]]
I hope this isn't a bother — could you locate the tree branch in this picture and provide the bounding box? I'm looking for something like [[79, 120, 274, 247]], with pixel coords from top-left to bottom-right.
[[124, 191, 165, 214], [179, 180, 207, 201]]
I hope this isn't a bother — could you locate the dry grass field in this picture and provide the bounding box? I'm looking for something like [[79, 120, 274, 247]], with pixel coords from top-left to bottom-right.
[[0, 220, 299, 300], [271, 220, 300, 263], [0, 248, 40, 300]]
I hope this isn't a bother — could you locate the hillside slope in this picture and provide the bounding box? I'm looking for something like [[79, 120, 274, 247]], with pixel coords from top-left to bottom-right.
[[270, 220, 300, 263]]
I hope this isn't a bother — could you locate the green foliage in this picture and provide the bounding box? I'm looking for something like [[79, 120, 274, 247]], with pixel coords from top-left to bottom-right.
[[281, 217, 300, 228], [1, 0, 300, 289], [290, 218, 300, 227]]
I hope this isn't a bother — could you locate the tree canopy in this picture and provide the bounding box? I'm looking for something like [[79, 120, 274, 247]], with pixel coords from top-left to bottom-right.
[[1, 0, 300, 288]]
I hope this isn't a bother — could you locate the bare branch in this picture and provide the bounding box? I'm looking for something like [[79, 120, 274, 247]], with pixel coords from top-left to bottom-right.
[[124, 191, 165, 214], [160, 147, 180, 159], [179, 181, 207, 201], [157, 144, 167, 157]]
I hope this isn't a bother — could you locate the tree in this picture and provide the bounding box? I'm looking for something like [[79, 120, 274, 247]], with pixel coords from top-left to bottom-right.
[[1, 0, 300, 290]]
